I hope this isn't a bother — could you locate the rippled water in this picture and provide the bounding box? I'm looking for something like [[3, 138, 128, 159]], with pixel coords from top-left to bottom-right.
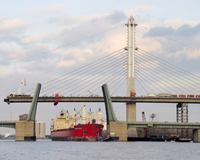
[[0, 139, 200, 160]]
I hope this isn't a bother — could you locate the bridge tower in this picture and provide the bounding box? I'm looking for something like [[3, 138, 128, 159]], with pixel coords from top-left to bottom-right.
[[126, 16, 136, 96], [126, 16, 137, 138]]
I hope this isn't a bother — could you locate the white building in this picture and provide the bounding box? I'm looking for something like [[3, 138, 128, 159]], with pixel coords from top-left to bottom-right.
[[4, 133, 13, 138], [35, 121, 45, 138]]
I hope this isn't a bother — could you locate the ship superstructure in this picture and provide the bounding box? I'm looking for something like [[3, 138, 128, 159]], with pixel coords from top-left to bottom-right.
[[51, 106, 86, 131]]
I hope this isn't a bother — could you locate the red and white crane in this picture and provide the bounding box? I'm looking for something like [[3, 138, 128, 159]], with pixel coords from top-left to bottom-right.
[[17, 78, 26, 95]]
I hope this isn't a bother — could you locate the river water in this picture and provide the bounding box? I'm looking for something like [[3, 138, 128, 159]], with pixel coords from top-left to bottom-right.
[[0, 139, 200, 160]]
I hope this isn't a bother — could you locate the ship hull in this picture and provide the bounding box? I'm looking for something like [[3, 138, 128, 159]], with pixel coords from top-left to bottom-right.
[[52, 136, 100, 141], [51, 124, 104, 142]]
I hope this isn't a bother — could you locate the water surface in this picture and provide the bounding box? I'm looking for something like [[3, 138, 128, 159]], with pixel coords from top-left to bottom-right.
[[0, 139, 199, 160]]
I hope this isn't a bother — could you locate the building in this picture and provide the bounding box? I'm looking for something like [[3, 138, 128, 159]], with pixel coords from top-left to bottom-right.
[[4, 133, 13, 138], [19, 114, 28, 121], [35, 121, 45, 138]]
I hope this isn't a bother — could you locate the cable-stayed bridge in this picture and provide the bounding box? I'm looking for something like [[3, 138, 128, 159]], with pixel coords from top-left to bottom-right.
[[5, 47, 200, 103], [3, 16, 200, 141], [5, 46, 200, 103]]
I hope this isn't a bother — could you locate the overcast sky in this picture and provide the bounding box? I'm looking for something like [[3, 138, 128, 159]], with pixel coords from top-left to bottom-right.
[[0, 0, 200, 135]]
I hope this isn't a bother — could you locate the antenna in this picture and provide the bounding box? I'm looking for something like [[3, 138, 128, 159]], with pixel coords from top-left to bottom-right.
[[150, 113, 156, 122]]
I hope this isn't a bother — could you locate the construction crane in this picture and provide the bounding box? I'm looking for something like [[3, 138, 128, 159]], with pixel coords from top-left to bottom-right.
[[142, 112, 149, 138], [8, 78, 30, 98], [17, 78, 26, 95]]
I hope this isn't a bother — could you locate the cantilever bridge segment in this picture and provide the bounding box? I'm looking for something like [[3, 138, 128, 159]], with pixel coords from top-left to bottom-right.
[[102, 83, 117, 125], [1, 83, 41, 141]]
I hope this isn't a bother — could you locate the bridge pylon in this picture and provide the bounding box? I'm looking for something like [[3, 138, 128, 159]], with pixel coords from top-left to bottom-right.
[[126, 16, 138, 138], [126, 15, 136, 96]]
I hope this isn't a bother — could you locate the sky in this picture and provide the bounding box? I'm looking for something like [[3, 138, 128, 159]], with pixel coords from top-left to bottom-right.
[[0, 0, 200, 135]]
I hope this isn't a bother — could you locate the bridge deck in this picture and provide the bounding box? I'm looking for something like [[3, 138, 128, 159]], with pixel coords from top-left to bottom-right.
[[4, 97, 200, 104], [128, 122, 200, 129], [0, 121, 16, 129]]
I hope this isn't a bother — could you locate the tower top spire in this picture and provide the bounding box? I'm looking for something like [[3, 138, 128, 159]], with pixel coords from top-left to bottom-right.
[[130, 15, 134, 20]]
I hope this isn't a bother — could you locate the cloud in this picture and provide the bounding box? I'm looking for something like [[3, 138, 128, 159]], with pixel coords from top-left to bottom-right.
[[57, 60, 75, 67], [0, 18, 27, 31], [0, 72, 12, 78], [47, 11, 125, 27], [136, 20, 200, 60], [29, 4, 67, 16], [144, 23, 200, 37], [0, 18, 28, 46], [181, 48, 200, 60], [1, 11, 200, 95], [0, 11, 128, 73], [0, 11, 128, 67], [133, 5, 156, 14], [20, 35, 44, 44]]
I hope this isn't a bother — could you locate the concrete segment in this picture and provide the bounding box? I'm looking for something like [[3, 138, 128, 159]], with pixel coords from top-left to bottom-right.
[[15, 121, 35, 141], [126, 102, 137, 137], [107, 122, 127, 141], [193, 129, 200, 142], [126, 102, 136, 122]]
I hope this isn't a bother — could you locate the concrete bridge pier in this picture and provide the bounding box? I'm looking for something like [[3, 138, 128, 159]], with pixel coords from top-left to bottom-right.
[[15, 121, 36, 141], [127, 102, 137, 138], [193, 129, 200, 142]]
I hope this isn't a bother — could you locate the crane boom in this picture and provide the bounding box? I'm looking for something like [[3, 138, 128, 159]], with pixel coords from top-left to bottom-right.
[[17, 78, 26, 95]]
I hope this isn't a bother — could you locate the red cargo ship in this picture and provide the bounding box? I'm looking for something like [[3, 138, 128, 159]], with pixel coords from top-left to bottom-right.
[[51, 106, 104, 141], [51, 123, 104, 141]]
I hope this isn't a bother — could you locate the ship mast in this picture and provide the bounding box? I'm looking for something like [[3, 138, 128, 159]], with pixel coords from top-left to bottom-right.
[[82, 105, 86, 124]]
